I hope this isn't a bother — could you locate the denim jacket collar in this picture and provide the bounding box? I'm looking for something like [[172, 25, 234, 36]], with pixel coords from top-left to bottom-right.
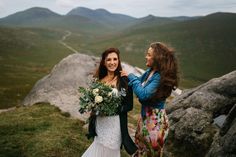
[[141, 68, 159, 87]]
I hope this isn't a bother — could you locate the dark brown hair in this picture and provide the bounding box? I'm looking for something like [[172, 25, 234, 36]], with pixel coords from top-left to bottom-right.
[[150, 42, 179, 101], [94, 48, 122, 88]]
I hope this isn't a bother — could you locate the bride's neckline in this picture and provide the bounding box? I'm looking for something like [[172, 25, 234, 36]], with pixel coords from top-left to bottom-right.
[[101, 76, 117, 87]]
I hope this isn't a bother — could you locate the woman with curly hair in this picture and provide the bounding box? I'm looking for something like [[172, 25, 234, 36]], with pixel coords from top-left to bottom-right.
[[121, 42, 179, 157]]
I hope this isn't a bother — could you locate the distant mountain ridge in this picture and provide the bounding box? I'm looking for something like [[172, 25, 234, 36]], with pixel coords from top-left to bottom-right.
[[132, 15, 177, 29], [0, 7, 139, 31], [200, 12, 236, 24], [0, 7, 61, 25], [0, 6, 201, 32], [67, 7, 137, 28], [169, 16, 201, 21], [0, 7, 109, 34]]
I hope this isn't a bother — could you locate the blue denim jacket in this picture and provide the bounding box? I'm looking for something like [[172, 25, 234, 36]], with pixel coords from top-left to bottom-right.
[[128, 68, 165, 117]]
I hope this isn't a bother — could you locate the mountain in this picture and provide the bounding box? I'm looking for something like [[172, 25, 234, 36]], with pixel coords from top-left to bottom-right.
[[198, 12, 236, 25], [169, 16, 201, 21], [67, 7, 137, 29], [0, 7, 109, 34], [0, 7, 201, 34], [128, 14, 202, 30], [131, 15, 177, 29], [0, 7, 61, 26]]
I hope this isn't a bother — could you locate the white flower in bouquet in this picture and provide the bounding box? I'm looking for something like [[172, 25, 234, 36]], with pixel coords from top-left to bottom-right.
[[108, 92, 112, 97], [92, 88, 99, 96], [95, 95, 103, 103]]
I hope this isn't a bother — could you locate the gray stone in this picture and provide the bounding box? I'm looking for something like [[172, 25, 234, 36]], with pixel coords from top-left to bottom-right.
[[214, 115, 227, 128], [166, 70, 236, 157]]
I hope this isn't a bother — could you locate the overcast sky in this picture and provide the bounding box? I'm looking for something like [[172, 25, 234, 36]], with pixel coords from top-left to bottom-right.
[[0, 0, 236, 18]]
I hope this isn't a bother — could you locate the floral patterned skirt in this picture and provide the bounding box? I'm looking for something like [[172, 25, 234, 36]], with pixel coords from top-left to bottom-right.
[[134, 107, 169, 157]]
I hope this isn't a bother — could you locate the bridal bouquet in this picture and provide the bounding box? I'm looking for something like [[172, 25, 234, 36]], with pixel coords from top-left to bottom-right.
[[78, 81, 121, 116]]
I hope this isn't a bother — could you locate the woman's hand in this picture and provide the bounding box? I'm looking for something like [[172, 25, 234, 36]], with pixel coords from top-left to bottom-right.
[[120, 70, 129, 77]]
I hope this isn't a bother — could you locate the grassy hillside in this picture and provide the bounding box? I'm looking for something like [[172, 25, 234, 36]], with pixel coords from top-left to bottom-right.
[[64, 12, 236, 87], [0, 26, 73, 109], [0, 103, 130, 157]]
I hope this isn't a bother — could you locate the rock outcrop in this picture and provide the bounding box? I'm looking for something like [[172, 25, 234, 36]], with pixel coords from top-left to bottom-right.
[[166, 70, 236, 157]]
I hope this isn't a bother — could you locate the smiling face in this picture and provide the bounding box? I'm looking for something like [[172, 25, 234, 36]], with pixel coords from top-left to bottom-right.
[[104, 52, 119, 73], [145, 47, 155, 67]]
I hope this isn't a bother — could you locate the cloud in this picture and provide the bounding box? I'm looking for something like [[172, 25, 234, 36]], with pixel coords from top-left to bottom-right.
[[56, 0, 77, 8], [0, 1, 4, 9], [169, 0, 236, 12], [153, 0, 235, 16], [0, 1, 6, 15]]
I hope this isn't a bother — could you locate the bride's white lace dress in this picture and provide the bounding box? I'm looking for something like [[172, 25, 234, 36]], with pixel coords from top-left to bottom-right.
[[82, 115, 121, 157]]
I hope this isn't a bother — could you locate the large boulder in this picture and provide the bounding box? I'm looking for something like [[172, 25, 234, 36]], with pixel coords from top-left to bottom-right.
[[166, 70, 236, 157], [23, 53, 143, 120]]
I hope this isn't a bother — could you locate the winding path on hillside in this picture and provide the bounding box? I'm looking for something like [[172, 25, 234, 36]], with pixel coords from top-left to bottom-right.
[[0, 31, 78, 114], [58, 30, 79, 53], [0, 107, 16, 114]]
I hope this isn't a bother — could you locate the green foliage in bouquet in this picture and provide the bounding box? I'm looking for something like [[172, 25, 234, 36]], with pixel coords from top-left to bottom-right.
[[78, 81, 121, 116]]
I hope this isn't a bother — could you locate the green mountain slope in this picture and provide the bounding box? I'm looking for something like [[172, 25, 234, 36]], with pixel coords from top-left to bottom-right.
[[0, 7, 61, 26], [130, 15, 178, 29], [66, 12, 236, 87], [0, 26, 72, 109]]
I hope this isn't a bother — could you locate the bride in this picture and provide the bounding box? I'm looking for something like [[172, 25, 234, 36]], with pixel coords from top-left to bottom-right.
[[81, 48, 137, 157]]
